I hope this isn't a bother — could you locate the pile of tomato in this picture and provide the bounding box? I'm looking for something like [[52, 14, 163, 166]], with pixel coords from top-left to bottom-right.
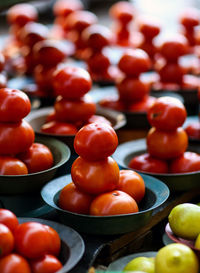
[[129, 96, 200, 173], [0, 87, 53, 175], [59, 123, 145, 216], [0, 208, 63, 273]]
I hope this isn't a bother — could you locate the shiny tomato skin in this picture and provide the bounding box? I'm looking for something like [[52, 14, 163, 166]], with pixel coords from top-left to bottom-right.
[[117, 77, 150, 102], [34, 65, 57, 92], [53, 66, 92, 99], [185, 122, 200, 139], [53, 0, 83, 17], [43, 225, 61, 257], [87, 52, 110, 72], [86, 115, 112, 126], [0, 209, 19, 232], [118, 49, 151, 77], [0, 88, 31, 122], [90, 190, 138, 216], [147, 127, 188, 159], [0, 120, 35, 155], [59, 182, 94, 214], [169, 151, 200, 173], [30, 254, 62, 273], [0, 223, 14, 257], [54, 94, 96, 123], [41, 121, 77, 135], [14, 222, 60, 259], [117, 170, 145, 203], [179, 8, 200, 28], [0, 156, 28, 175], [71, 156, 119, 195], [109, 1, 134, 23], [0, 254, 31, 273], [74, 123, 118, 161], [129, 95, 156, 112], [158, 62, 186, 84], [128, 153, 169, 173], [139, 17, 161, 39], [147, 96, 187, 131], [18, 143, 53, 173]]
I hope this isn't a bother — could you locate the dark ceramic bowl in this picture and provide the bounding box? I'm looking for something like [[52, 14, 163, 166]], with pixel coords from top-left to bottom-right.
[[112, 138, 200, 192], [18, 217, 85, 273], [0, 136, 70, 195], [41, 173, 169, 235], [25, 105, 126, 153]]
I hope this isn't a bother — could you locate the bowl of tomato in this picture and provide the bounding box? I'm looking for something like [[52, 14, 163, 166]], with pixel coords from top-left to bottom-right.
[[41, 173, 169, 235], [0, 135, 71, 195], [112, 138, 200, 192]]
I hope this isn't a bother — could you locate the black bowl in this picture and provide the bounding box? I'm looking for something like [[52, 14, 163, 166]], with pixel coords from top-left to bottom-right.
[[41, 173, 169, 235]]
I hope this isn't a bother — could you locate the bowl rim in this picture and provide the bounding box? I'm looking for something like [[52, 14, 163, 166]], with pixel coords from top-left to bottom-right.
[[41, 173, 170, 219]]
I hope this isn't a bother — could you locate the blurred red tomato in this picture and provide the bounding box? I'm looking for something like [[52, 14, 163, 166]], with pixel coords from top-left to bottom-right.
[[185, 122, 200, 139], [87, 115, 111, 126], [139, 17, 161, 40], [34, 65, 57, 92], [53, 0, 83, 17], [109, 1, 135, 23], [0, 156, 28, 175], [0, 223, 14, 257], [41, 121, 77, 135], [0, 209, 18, 232], [99, 97, 127, 111], [179, 8, 200, 29], [0, 254, 31, 273], [158, 62, 186, 84], [87, 52, 110, 73], [129, 95, 156, 112], [169, 151, 200, 173], [30, 254, 62, 273]]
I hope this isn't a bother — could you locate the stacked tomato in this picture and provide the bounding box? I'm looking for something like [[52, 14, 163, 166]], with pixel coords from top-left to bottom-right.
[[59, 123, 145, 216], [0, 88, 53, 175], [0, 208, 62, 273], [129, 96, 200, 173]]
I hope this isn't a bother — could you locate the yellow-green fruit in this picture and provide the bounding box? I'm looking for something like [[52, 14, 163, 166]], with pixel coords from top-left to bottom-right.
[[155, 243, 199, 273], [123, 256, 155, 273], [168, 203, 200, 240], [195, 233, 200, 249]]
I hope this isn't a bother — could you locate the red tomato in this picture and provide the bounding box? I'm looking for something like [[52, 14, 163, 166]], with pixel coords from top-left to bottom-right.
[[59, 182, 94, 214], [41, 121, 77, 135], [18, 143, 53, 173], [99, 97, 127, 111], [54, 94, 96, 123], [30, 254, 62, 273], [118, 49, 151, 77], [7, 3, 38, 26], [0, 223, 14, 257], [179, 8, 200, 29], [87, 52, 110, 73], [185, 122, 200, 139], [158, 62, 186, 84], [86, 115, 112, 126], [147, 127, 188, 159], [109, 1, 135, 23], [74, 123, 118, 161], [90, 190, 138, 216], [53, 66, 92, 99], [147, 96, 187, 131], [46, 111, 57, 123], [0, 156, 28, 175], [169, 151, 200, 173], [34, 65, 57, 92], [128, 95, 156, 112], [117, 77, 150, 102], [139, 17, 161, 40], [0, 120, 35, 155], [0, 209, 18, 232], [128, 153, 169, 173], [14, 222, 60, 259], [0, 88, 31, 122], [0, 254, 31, 273], [71, 156, 119, 194], [117, 170, 145, 203], [53, 0, 83, 17]]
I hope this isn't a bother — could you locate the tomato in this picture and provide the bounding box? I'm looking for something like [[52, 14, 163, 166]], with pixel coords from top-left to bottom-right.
[[20, 22, 49, 48], [87, 52, 110, 73], [0, 52, 5, 72], [159, 36, 188, 61], [18, 143, 53, 173], [30, 254, 62, 273], [147, 96, 187, 131], [109, 1, 135, 24], [33, 40, 67, 67], [185, 122, 200, 139], [74, 123, 118, 161], [71, 156, 119, 194], [117, 77, 150, 102], [128, 153, 169, 173], [118, 49, 151, 77], [53, 66, 92, 99], [117, 170, 145, 203], [128, 95, 156, 112], [99, 97, 127, 111], [54, 94, 96, 123], [179, 8, 200, 29], [0, 156, 28, 175], [41, 121, 77, 135], [169, 151, 200, 173], [0, 223, 14, 257], [59, 182, 94, 214], [46, 111, 57, 123], [87, 115, 112, 126], [0, 88, 31, 122], [14, 222, 60, 259], [158, 62, 186, 84], [7, 3, 38, 26], [0, 120, 35, 155], [0, 209, 18, 232], [34, 65, 57, 92], [90, 190, 138, 216], [53, 0, 83, 17], [0, 254, 31, 273], [147, 127, 188, 159], [139, 17, 161, 40]]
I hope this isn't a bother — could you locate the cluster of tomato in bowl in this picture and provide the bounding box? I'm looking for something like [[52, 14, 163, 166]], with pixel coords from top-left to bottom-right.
[[129, 96, 200, 174], [58, 122, 145, 216], [0, 87, 54, 175], [0, 208, 62, 273]]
